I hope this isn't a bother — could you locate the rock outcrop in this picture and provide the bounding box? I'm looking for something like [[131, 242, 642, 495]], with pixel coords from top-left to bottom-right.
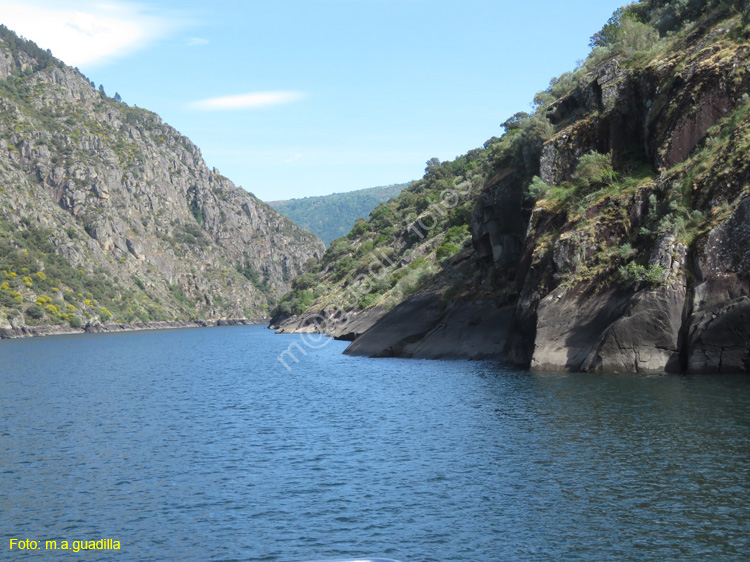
[[686, 196, 750, 372], [273, 10, 750, 374], [505, 25, 750, 373], [0, 28, 324, 332], [343, 297, 512, 360], [529, 234, 688, 373]]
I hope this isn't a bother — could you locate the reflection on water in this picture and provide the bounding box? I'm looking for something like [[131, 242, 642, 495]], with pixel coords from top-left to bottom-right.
[[1, 326, 749, 561]]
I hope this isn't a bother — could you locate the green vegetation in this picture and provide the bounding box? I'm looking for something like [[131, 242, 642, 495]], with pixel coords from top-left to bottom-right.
[[0, 224, 179, 325], [271, 0, 750, 324], [273, 140, 506, 318], [529, 151, 620, 206], [0, 25, 61, 71], [619, 262, 666, 286], [0, 24, 322, 330], [269, 183, 409, 245]]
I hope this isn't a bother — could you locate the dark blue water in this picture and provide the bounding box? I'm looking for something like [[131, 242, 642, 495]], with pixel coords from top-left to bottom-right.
[[1, 326, 749, 562]]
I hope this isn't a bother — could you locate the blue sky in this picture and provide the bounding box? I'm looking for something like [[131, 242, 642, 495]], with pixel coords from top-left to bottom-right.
[[0, 0, 627, 201]]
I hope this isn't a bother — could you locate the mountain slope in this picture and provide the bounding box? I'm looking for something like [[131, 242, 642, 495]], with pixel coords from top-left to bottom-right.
[[271, 0, 750, 373], [0, 26, 325, 336], [268, 183, 409, 245]]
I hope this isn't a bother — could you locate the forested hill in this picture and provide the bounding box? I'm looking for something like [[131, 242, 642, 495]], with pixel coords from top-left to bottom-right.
[[272, 0, 750, 374], [268, 183, 408, 245], [0, 25, 325, 337]]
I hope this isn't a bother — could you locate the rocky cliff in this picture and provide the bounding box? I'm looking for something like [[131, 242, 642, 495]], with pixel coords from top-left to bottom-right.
[[272, 2, 750, 373], [0, 27, 324, 336], [508, 11, 750, 373]]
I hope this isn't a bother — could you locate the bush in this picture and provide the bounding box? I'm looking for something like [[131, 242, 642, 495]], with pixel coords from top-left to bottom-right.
[[347, 219, 368, 239], [444, 225, 470, 245], [359, 293, 378, 309], [291, 272, 320, 291], [69, 317, 82, 328], [619, 262, 665, 286], [275, 301, 292, 316], [0, 290, 17, 307], [574, 151, 618, 190], [448, 205, 473, 227], [26, 304, 44, 319], [528, 176, 552, 201], [436, 242, 460, 260], [614, 17, 660, 56], [619, 243, 638, 260]]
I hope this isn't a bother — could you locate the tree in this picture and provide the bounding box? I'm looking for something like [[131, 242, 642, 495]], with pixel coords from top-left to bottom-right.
[[113, 92, 122, 103], [425, 157, 441, 174], [501, 112, 530, 133], [98, 84, 106, 96], [590, 7, 624, 48]]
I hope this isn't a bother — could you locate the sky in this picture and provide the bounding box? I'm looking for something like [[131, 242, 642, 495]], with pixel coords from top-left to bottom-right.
[[0, 0, 627, 201]]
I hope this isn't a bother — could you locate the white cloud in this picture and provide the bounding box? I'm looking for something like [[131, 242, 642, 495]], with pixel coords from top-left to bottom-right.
[[187, 91, 309, 111], [186, 37, 209, 46], [284, 154, 303, 163], [0, 0, 180, 67]]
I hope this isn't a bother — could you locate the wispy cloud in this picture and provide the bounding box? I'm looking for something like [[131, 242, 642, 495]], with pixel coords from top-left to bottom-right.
[[186, 37, 209, 46], [187, 91, 309, 111], [284, 154, 303, 163], [0, 0, 182, 67]]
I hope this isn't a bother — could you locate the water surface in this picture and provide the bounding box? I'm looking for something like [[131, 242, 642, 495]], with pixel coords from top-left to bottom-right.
[[1, 325, 749, 561]]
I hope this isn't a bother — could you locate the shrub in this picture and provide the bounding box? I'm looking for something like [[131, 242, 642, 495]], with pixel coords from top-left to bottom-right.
[[619, 243, 638, 260], [0, 290, 16, 307], [333, 256, 355, 278], [448, 205, 473, 227], [614, 17, 660, 56], [444, 225, 470, 245], [619, 262, 666, 286], [347, 219, 368, 239], [69, 317, 82, 328], [528, 176, 552, 201], [359, 293, 378, 309], [291, 272, 320, 291], [26, 304, 44, 319], [436, 242, 461, 260], [275, 301, 293, 317], [574, 151, 618, 189]]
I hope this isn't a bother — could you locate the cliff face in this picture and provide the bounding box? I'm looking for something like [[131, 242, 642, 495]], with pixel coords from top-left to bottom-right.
[[510, 20, 750, 373], [0, 29, 324, 335], [273, 6, 750, 373]]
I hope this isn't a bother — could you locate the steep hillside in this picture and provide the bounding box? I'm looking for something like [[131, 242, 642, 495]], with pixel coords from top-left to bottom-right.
[[268, 183, 409, 245], [270, 143, 513, 342], [272, 0, 750, 373], [0, 26, 325, 337]]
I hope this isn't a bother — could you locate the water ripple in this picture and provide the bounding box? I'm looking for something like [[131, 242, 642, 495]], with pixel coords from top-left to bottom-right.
[[1, 326, 749, 561]]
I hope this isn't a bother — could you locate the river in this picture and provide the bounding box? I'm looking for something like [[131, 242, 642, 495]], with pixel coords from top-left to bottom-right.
[[1, 325, 749, 561]]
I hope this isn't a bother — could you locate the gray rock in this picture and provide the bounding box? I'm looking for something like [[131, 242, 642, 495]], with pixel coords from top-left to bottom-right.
[[343, 297, 512, 360], [0, 33, 325, 325], [343, 297, 445, 358], [530, 235, 688, 373], [686, 197, 750, 372]]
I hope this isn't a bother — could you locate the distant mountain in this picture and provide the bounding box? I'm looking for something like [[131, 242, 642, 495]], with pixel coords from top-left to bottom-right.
[[268, 183, 409, 245], [0, 25, 324, 336], [271, 1, 750, 374]]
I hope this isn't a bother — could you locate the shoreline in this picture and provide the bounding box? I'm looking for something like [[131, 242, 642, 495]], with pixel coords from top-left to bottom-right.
[[0, 318, 267, 341]]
